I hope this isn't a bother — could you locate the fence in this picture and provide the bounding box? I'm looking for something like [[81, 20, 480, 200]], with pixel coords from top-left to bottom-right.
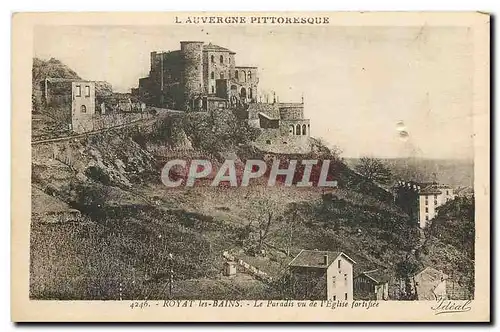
[[222, 251, 273, 284]]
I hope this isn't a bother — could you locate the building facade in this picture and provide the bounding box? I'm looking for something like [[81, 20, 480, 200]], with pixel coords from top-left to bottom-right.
[[288, 250, 356, 301], [394, 181, 455, 228], [41, 78, 96, 133]]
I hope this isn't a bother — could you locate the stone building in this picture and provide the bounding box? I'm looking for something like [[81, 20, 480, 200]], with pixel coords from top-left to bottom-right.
[[41, 78, 96, 133], [245, 100, 311, 153], [288, 250, 356, 301], [138, 41, 259, 110], [394, 181, 455, 228], [137, 41, 312, 153]]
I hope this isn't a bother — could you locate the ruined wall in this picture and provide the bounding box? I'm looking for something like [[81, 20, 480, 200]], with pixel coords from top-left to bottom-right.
[[71, 112, 149, 134], [234, 66, 258, 102]]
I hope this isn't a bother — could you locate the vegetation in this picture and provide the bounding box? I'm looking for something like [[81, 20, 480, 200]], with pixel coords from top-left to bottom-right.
[[354, 156, 392, 184]]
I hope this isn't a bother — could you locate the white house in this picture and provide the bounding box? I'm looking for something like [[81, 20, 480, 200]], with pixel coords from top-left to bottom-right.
[[288, 250, 356, 300]]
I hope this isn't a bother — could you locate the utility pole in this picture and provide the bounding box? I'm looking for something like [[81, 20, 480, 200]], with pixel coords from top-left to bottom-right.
[[169, 253, 174, 297]]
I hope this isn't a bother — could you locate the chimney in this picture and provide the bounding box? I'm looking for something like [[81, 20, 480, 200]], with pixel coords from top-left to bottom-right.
[[323, 254, 329, 266]]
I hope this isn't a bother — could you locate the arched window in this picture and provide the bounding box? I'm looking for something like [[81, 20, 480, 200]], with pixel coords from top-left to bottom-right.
[[210, 71, 214, 79], [220, 72, 224, 79], [248, 71, 252, 80], [302, 124, 307, 135], [235, 70, 239, 80], [296, 124, 301, 135], [80, 105, 87, 113], [211, 55, 215, 63], [242, 71, 247, 82], [220, 55, 224, 64], [289, 125, 295, 135]]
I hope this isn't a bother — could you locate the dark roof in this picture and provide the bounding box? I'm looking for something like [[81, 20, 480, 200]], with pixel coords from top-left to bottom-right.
[[419, 183, 449, 195], [288, 250, 356, 269], [203, 43, 233, 53], [358, 269, 391, 284]]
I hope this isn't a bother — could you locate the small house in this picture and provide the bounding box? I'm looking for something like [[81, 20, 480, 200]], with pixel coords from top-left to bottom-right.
[[288, 250, 356, 300], [223, 261, 237, 276], [353, 269, 390, 300]]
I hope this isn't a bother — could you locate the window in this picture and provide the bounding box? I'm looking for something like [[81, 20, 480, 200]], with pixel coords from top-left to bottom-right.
[[220, 55, 224, 64], [344, 273, 348, 282], [235, 70, 239, 80], [211, 86, 215, 94], [266, 140, 271, 144], [332, 276, 336, 287], [345, 293, 348, 300], [248, 71, 252, 80], [210, 72, 215, 79], [425, 200, 428, 206], [425, 207, 429, 213], [333, 295, 336, 301], [425, 215, 429, 221], [211, 55, 215, 63], [80, 105, 87, 113], [446, 190, 449, 195], [85, 85, 90, 97], [220, 72, 224, 79], [302, 124, 307, 135], [338, 260, 341, 269], [75, 85, 81, 97], [296, 124, 301, 135]]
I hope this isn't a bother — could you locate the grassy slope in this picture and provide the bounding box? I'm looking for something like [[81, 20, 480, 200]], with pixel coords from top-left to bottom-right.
[[30, 107, 473, 300]]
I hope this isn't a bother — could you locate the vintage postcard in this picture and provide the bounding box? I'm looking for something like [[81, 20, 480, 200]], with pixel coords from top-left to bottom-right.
[[11, 12, 490, 322]]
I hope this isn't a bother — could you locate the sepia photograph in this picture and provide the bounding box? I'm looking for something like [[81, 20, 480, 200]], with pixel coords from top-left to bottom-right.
[[11, 12, 490, 322]]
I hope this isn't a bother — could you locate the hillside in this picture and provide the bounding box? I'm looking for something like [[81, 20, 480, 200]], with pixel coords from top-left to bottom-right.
[[29, 109, 474, 300], [30, 58, 474, 301]]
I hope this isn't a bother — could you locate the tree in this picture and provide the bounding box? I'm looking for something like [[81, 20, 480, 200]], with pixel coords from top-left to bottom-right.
[[395, 257, 420, 300], [246, 198, 284, 252], [355, 157, 392, 184]]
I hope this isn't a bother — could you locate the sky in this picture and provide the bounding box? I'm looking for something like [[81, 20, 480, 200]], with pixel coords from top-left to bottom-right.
[[34, 25, 475, 159]]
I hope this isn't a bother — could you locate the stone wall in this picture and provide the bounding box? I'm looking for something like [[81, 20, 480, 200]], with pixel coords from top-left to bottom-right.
[[254, 128, 311, 154], [72, 112, 149, 134]]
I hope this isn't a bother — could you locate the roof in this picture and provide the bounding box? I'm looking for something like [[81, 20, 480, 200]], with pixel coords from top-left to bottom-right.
[[235, 66, 258, 69], [203, 43, 233, 53], [396, 180, 452, 195], [45, 77, 92, 83], [358, 269, 391, 284], [414, 266, 448, 281], [288, 250, 356, 269]]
